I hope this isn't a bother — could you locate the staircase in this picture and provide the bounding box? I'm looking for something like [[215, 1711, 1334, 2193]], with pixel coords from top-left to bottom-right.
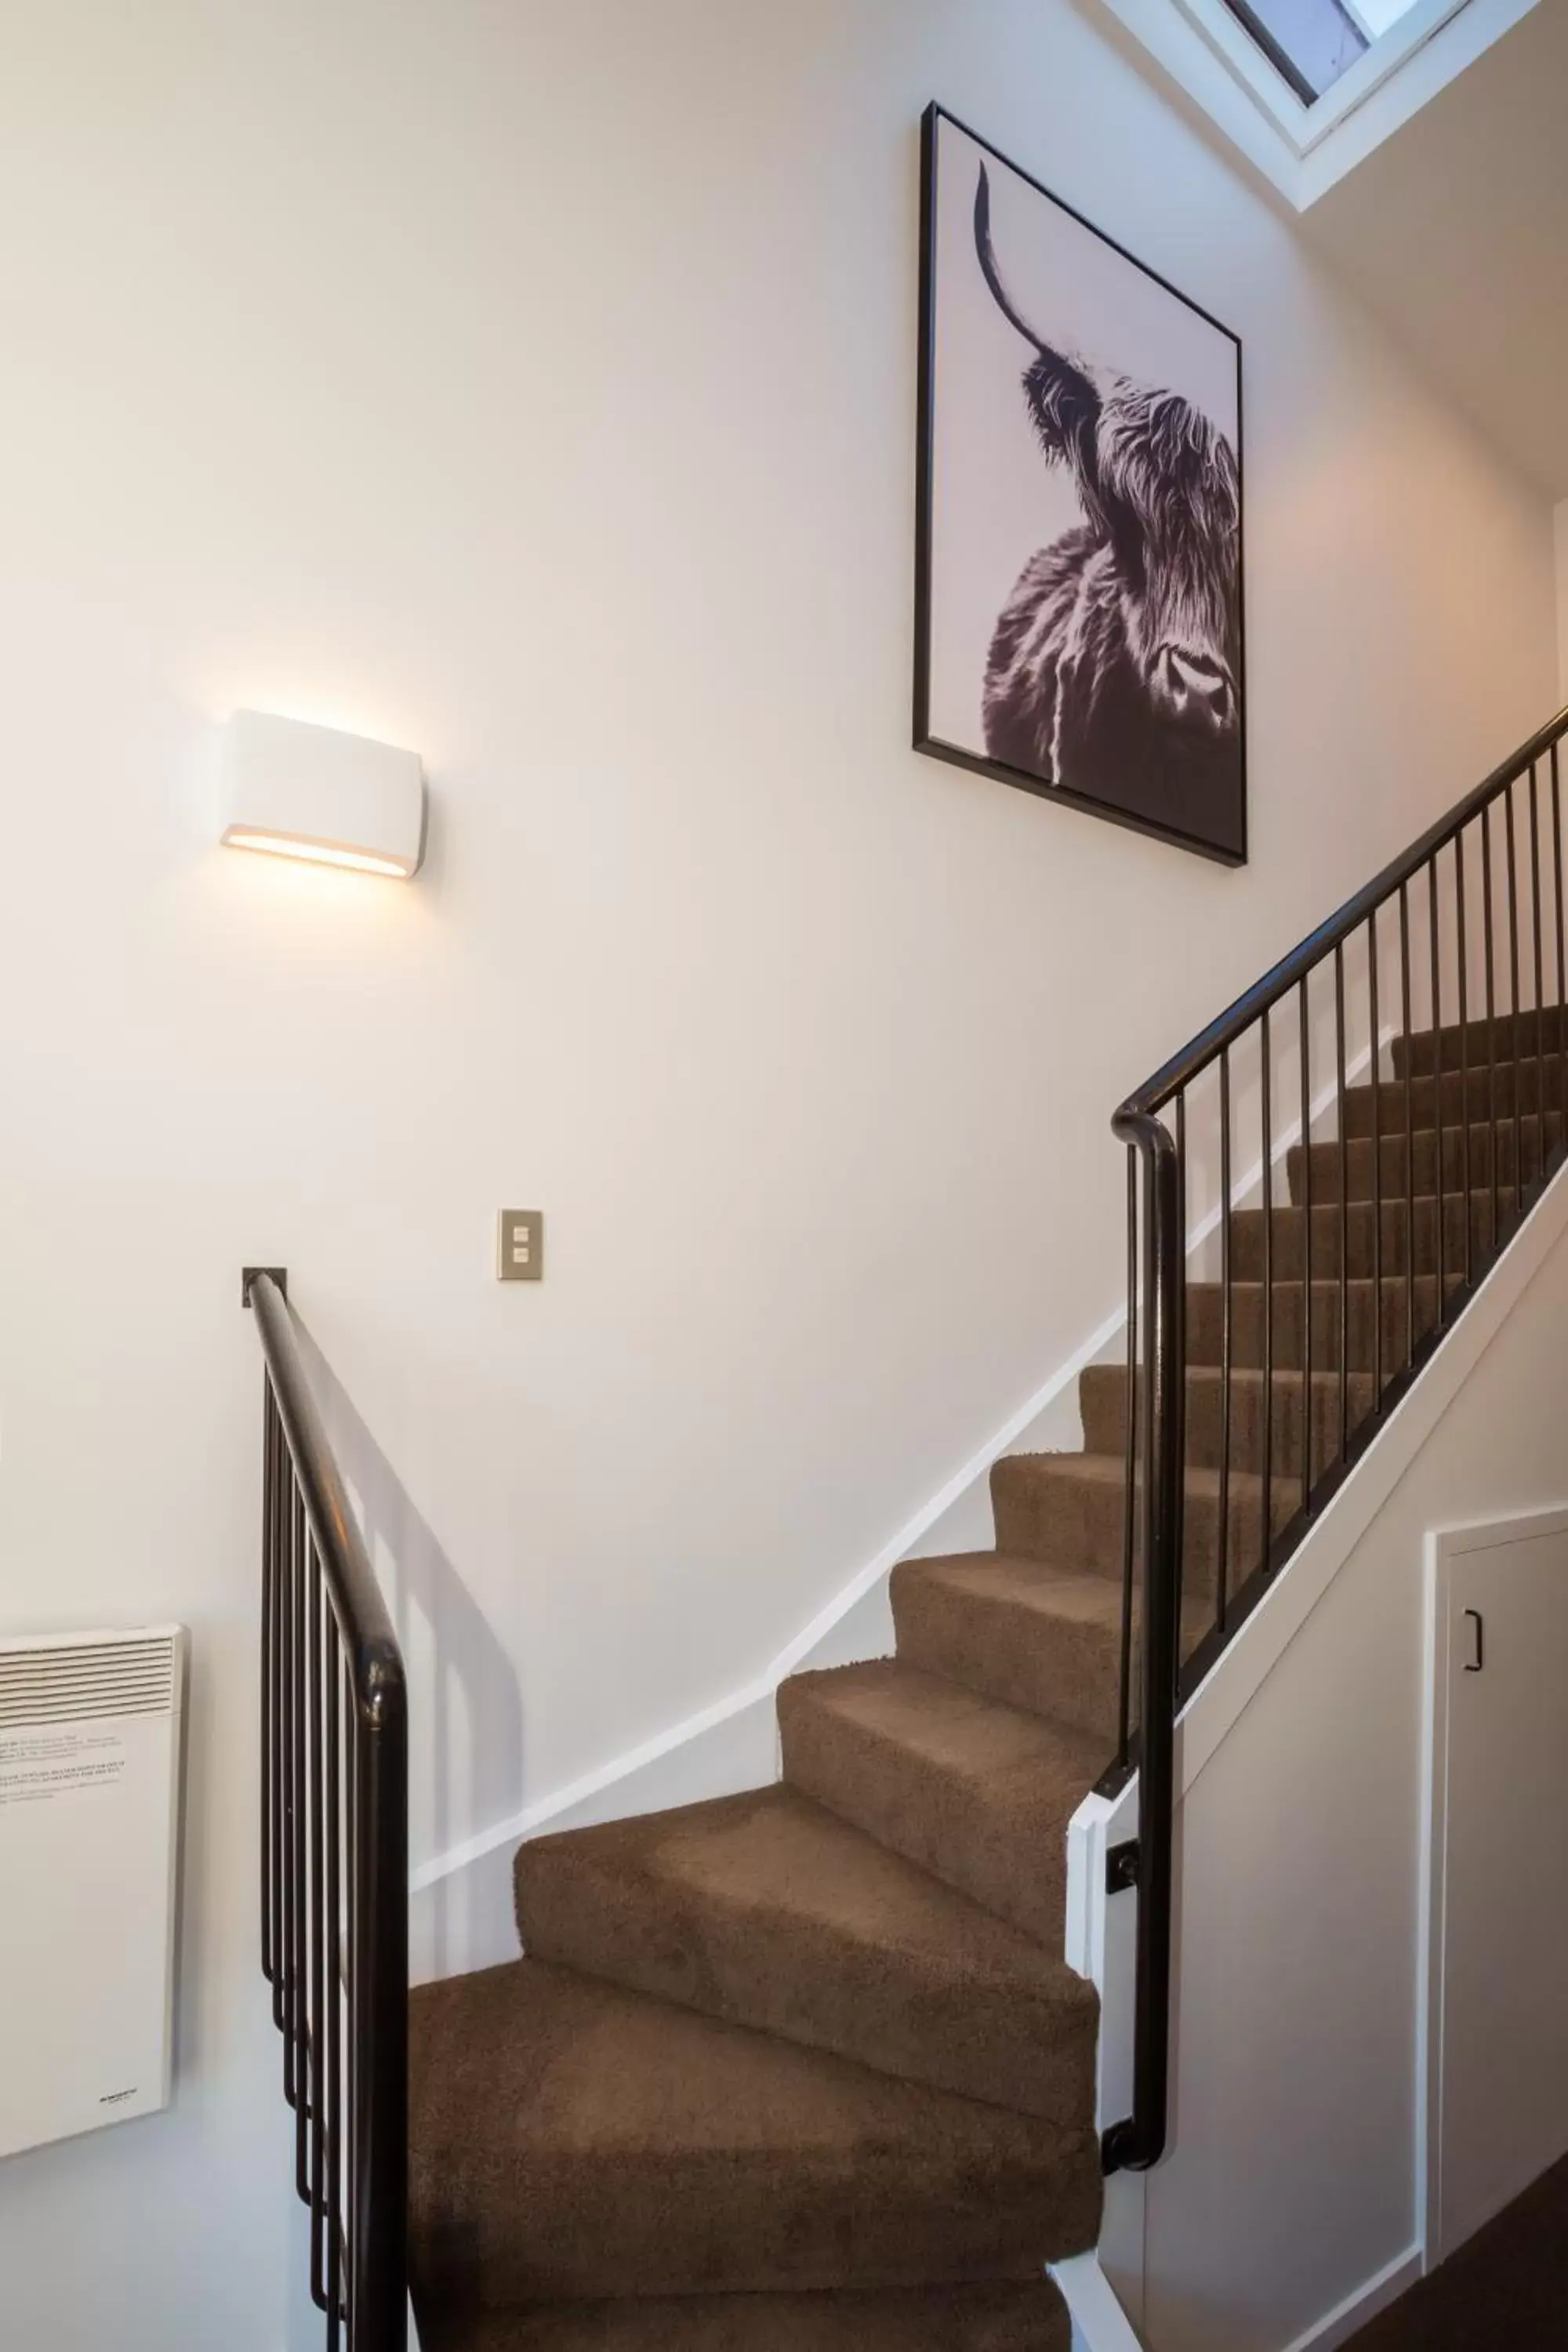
[[238, 713, 1568, 2348], [407, 1007, 1568, 2344]]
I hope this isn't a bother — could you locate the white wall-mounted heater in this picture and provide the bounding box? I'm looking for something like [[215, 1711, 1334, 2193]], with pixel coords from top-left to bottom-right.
[[0, 1627, 186, 2158]]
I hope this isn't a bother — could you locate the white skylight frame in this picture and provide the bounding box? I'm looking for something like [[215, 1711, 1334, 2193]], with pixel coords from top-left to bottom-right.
[[1095, 0, 1540, 207], [1183, 0, 1472, 152]]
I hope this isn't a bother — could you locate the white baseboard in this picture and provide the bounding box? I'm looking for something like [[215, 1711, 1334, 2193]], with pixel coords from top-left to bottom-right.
[[1279, 2245, 1422, 2352], [1053, 2253, 1146, 2350]]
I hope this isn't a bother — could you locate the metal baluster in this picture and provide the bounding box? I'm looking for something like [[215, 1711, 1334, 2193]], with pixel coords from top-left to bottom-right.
[[265, 1392, 283, 2023], [1102, 1112, 1183, 2177], [1399, 884, 1414, 1373], [244, 1272, 408, 2350], [345, 1687, 359, 2342], [309, 1545, 327, 2306], [1370, 913, 1383, 1406], [1334, 946, 1348, 1457], [325, 1638, 343, 2347], [1174, 1091, 1188, 1618], [1483, 804, 1498, 1254], [1428, 857, 1443, 1332], [1120, 1145, 1138, 1762], [1554, 746, 1566, 1171], [1530, 762, 1544, 1185], [1260, 1007, 1273, 1573], [1456, 831, 1472, 1295], [262, 1388, 278, 1995], [1218, 1049, 1232, 1634], [293, 1494, 310, 2202], [274, 1419, 289, 2031], [1507, 779, 1522, 1229], [353, 1697, 408, 2351], [1298, 977, 1313, 1510], [281, 1483, 299, 2092]]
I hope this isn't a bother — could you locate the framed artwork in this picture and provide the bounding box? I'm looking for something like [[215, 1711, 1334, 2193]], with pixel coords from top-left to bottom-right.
[[915, 105, 1247, 865]]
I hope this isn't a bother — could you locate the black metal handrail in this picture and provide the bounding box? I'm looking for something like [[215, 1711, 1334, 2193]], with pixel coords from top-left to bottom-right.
[[1105, 702, 1568, 2177], [245, 1269, 408, 2350]]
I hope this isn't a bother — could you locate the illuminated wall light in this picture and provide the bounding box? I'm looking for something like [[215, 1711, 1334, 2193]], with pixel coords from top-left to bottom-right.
[[217, 710, 426, 879]]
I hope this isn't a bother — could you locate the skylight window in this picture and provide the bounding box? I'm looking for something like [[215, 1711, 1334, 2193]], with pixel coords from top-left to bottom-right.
[[1098, 0, 1533, 207], [1221, 0, 1426, 101]]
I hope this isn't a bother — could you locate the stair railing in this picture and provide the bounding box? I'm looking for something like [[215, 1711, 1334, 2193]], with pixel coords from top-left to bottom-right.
[[244, 1269, 408, 2349], [1105, 703, 1568, 2176]]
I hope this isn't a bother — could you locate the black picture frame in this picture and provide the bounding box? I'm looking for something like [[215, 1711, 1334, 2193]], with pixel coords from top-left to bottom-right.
[[914, 104, 1248, 867]]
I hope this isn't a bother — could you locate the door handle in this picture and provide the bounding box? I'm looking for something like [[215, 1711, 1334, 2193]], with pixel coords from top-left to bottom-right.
[[1463, 1608, 1484, 1673]]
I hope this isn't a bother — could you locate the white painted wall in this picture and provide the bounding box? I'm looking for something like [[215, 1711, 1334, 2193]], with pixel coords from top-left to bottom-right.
[[1555, 499, 1568, 692], [0, 3, 1555, 2347]]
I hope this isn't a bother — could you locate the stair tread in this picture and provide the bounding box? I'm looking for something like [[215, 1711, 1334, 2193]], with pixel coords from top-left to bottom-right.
[[778, 1659, 1102, 1942], [1187, 1274, 1461, 1292], [415, 2279, 1073, 2351], [1001, 1449, 1298, 1505], [1087, 1360, 1372, 1396], [782, 1657, 1105, 1791], [900, 1550, 1127, 1621], [992, 1450, 1295, 1597], [892, 1553, 1209, 1744], [1393, 1006, 1568, 1075], [898, 1550, 1210, 1639], [1339, 1058, 1566, 1135], [1001, 1447, 1284, 1498], [514, 1783, 1095, 2123], [1234, 1181, 1515, 1214], [408, 1958, 1101, 2307], [1305, 1102, 1558, 1132]]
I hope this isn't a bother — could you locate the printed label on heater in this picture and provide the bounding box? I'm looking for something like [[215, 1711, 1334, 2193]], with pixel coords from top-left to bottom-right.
[[0, 1730, 128, 1806]]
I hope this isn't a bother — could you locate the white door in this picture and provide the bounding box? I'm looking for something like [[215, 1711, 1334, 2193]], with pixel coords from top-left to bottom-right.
[[1428, 1517, 1568, 2261]]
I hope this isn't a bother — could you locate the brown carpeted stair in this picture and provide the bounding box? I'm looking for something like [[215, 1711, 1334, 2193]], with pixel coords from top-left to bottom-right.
[[408, 1033, 1557, 2347]]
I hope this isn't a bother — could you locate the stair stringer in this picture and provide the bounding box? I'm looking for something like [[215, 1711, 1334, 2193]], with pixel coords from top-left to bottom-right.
[[1066, 1147, 1568, 2352]]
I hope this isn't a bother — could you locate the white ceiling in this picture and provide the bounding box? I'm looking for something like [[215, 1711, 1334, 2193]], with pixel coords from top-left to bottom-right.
[[1303, 0, 1568, 499]]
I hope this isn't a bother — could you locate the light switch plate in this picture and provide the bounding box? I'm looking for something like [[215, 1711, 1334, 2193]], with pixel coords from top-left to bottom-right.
[[497, 1209, 543, 1282]]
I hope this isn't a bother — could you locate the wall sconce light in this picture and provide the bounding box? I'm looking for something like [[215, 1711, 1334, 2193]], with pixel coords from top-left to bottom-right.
[[218, 710, 426, 878]]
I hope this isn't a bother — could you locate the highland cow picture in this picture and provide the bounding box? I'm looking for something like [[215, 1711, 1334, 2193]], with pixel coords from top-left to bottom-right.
[[915, 107, 1247, 864]]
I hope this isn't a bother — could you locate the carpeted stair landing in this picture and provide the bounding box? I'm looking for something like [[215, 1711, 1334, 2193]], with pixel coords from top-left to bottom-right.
[[410, 1029, 1553, 2346]]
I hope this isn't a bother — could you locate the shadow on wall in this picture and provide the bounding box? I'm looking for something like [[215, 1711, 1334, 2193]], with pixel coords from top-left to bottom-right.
[[297, 1325, 524, 1986]]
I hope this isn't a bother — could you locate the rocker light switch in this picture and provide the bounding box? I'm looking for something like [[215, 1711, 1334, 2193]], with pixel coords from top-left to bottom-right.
[[497, 1210, 543, 1282]]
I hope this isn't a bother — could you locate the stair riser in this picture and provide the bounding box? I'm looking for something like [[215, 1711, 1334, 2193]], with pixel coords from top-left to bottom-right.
[[419, 2285, 1077, 2352], [1082, 1366, 1378, 1483], [778, 1686, 1069, 1947], [891, 1567, 1206, 1746], [989, 1457, 1294, 1601], [891, 1568, 1120, 1748], [1185, 1276, 1452, 1373], [1341, 1059, 1565, 1137], [1290, 1112, 1559, 1205], [1393, 1004, 1568, 1079], [514, 1839, 1096, 2129], [412, 2144, 1094, 2302], [1229, 1189, 1517, 1281]]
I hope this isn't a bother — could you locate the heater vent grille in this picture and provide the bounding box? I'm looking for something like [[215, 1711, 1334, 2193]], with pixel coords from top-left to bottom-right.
[[0, 1638, 178, 1729]]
